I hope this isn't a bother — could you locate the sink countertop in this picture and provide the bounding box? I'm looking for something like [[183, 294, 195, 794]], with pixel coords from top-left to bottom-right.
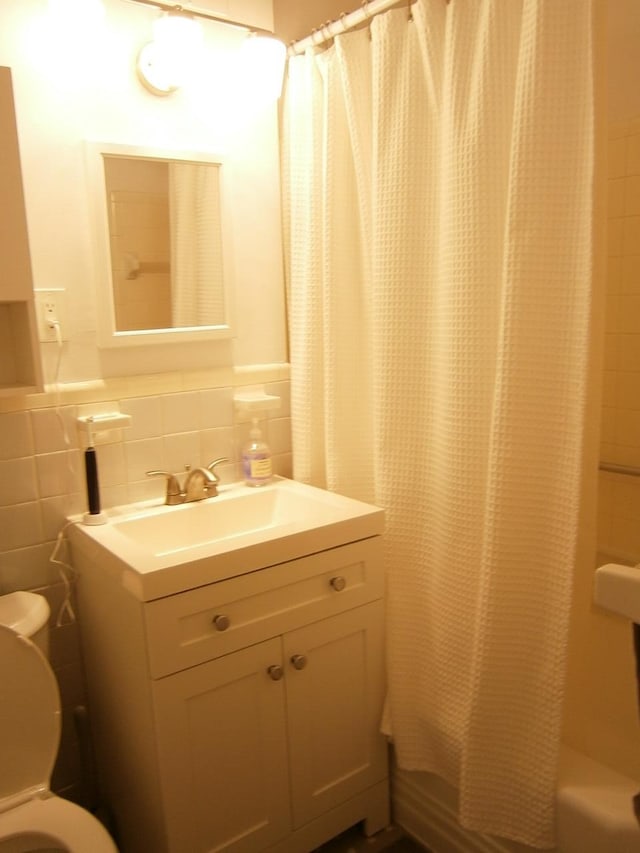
[[67, 477, 384, 601]]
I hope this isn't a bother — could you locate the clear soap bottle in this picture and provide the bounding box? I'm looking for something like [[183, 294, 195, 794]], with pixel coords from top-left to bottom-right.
[[242, 417, 272, 486]]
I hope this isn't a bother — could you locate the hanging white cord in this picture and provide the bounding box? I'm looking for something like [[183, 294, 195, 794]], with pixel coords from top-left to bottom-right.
[[50, 521, 77, 626], [48, 319, 78, 626]]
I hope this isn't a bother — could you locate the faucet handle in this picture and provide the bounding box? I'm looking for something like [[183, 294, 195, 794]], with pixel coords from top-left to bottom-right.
[[146, 470, 183, 505], [206, 457, 229, 483]]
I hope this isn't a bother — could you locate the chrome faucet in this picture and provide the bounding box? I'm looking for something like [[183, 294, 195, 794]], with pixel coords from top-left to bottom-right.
[[146, 458, 228, 505]]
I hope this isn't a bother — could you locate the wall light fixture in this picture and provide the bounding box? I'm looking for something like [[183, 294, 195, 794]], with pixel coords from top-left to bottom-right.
[[129, 0, 286, 99]]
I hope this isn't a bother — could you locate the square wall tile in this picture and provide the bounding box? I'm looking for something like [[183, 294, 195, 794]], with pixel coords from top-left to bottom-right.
[[0, 503, 43, 551], [618, 335, 640, 371], [0, 411, 34, 459], [622, 216, 640, 255], [161, 392, 201, 435], [200, 387, 234, 429], [31, 407, 79, 454], [99, 484, 129, 510], [609, 177, 626, 217], [608, 218, 624, 257], [609, 136, 627, 179], [268, 418, 292, 455], [621, 255, 640, 293], [625, 175, 640, 216], [265, 380, 291, 417], [40, 495, 83, 541], [617, 295, 640, 334], [93, 442, 126, 488], [0, 543, 58, 592], [616, 372, 640, 410], [120, 396, 163, 441], [200, 427, 235, 470], [123, 437, 164, 484], [0, 458, 38, 507], [36, 451, 81, 499], [627, 133, 640, 175], [163, 432, 201, 474]]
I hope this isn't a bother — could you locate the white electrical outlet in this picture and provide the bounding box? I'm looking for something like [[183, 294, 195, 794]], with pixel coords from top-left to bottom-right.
[[35, 289, 68, 342]]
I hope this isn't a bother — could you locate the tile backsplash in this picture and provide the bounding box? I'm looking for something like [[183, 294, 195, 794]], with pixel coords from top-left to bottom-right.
[[599, 116, 640, 563], [0, 365, 291, 804]]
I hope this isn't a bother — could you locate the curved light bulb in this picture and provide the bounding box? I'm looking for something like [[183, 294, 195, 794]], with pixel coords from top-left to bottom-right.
[[138, 11, 204, 96], [153, 11, 203, 54], [239, 34, 287, 102]]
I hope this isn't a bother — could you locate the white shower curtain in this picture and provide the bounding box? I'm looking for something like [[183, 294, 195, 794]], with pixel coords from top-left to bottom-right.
[[282, 0, 599, 847], [169, 162, 225, 327]]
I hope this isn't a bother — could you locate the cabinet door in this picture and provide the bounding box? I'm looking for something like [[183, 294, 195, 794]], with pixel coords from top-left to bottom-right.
[[284, 601, 388, 828], [153, 638, 291, 853]]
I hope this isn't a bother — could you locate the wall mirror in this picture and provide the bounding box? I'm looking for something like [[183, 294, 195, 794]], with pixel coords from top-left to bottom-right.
[[86, 142, 235, 348]]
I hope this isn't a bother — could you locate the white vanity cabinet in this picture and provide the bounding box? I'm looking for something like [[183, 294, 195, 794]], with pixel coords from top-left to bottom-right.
[[72, 531, 389, 853]]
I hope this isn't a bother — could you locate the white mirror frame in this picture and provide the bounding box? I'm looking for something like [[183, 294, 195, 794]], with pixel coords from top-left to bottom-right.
[[85, 141, 236, 348]]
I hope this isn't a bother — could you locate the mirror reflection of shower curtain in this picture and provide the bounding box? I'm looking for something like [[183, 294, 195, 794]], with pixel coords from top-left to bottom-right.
[[169, 162, 225, 327]]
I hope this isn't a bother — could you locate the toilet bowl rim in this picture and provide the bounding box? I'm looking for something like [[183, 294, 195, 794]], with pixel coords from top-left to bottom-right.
[[0, 794, 117, 852]]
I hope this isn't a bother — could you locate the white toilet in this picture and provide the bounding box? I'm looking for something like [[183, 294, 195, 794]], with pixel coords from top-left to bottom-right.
[[0, 592, 118, 853]]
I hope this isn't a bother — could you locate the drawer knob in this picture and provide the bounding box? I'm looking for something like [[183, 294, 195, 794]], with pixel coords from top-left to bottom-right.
[[267, 664, 283, 681], [212, 614, 230, 632], [330, 576, 346, 592], [290, 654, 307, 670]]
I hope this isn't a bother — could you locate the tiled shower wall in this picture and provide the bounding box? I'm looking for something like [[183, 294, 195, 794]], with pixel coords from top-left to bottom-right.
[[599, 116, 640, 563], [0, 368, 291, 804]]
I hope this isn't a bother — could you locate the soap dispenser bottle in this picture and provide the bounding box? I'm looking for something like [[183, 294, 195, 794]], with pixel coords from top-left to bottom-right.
[[242, 418, 272, 486]]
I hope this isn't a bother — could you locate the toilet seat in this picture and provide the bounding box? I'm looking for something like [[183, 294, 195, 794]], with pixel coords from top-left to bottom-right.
[[0, 796, 117, 853], [0, 625, 59, 805], [0, 625, 117, 852]]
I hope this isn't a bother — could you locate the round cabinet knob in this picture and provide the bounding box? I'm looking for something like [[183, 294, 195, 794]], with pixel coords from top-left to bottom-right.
[[290, 654, 307, 670], [267, 664, 283, 681], [212, 614, 230, 632], [330, 576, 346, 592]]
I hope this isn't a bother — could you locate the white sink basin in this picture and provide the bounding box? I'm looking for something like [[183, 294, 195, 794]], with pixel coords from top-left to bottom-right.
[[68, 477, 384, 600], [594, 562, 640, 622]]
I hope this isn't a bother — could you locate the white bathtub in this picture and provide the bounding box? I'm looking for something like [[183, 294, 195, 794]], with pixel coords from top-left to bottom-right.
[[392, 745, 640, 852], [557, 746, 640, 852]]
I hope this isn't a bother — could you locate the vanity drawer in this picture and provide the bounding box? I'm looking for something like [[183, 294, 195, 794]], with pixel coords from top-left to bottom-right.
[[144, 537, 383, 678]]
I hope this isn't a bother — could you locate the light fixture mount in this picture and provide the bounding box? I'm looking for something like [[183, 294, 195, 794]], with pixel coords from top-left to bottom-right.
[[136, 41, 178, 96], [128, 0, 286, 99]]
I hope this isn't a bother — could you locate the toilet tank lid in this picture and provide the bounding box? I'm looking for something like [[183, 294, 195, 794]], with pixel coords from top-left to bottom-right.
[[0, 592, 50, 638]]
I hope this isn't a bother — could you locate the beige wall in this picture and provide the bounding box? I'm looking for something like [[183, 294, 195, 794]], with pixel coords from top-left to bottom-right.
[[562, 1, 640, 780], [274, 0, 347, 44], [0, 0, 286, 381]]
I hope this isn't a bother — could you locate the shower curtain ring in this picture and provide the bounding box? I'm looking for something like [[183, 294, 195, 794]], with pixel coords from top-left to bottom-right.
[[361, 0, 371, 19], [339, 11, 348, 31]]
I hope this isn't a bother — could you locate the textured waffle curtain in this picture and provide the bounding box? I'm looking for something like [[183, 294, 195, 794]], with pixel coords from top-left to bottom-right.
[[169, 162, 225, 327], [282, 0, 600, 847]]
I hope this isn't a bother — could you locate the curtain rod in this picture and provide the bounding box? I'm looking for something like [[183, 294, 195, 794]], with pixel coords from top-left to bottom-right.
[[122, 0, 276, 39], [288, 0, 450, 56], [599, 461, 640, 478]]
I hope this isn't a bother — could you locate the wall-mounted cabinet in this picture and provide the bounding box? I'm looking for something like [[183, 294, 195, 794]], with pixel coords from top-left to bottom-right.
[[0, 66, 43, 396]]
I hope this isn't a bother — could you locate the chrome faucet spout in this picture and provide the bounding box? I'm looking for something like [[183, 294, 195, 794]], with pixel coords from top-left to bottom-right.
[[183, 466, 218, 502], [147, 458, 228, 505]]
